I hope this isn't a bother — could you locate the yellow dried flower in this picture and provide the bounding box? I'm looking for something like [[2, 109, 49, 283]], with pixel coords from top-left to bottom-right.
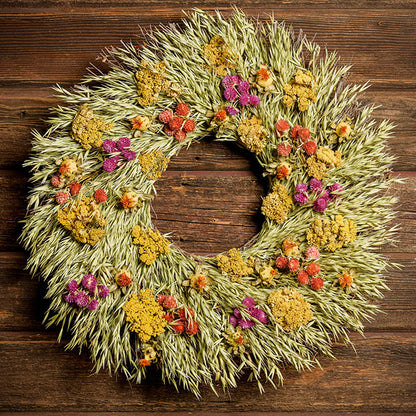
[[268, 288, 313, 331], [131, 226, 170, 265], [237, 116, 267, 154], [57, 196, 107, 246], [71, 104, 113, 149], [261, 183, 293, 223], [138, 150, 169, 180], [252, 264, 278, 287], [136, 61, 179, 106], [306, 214, 357, 252], [282, 69, 317, 112], [216, 248, 253, 283], [306, 147, 342, 179], [223, 326, 247, 355], [202, 35, 237, 76], [123, 290, 167, 342]]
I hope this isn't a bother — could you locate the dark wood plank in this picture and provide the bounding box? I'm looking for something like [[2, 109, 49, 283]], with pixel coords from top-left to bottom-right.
[[1, 252, 414, 332], [0, 9, 414, 86], [3, 170, 415, 253], [1, 86, 415, 170], [0, 331, 414, 413]]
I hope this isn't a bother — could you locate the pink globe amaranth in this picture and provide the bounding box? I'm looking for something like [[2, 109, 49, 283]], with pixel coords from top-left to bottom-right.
[[313, 197, 328, 212], [296, 183, 308, 193], [82, 274, 97, 293], [319, 190, 330, 201], [328, 183, 344, 201], [249, 308, 269, 324], [221, 75, 234, 88], [116, 136, 131, 151], [249, 94, 260, 106], [223, 87, 238, 101], [102, 139, 117, 153], [97, 285, 110, 298], [64, 293, 76, 303], [231, 74, 241, 85], [242, 297, 255, 308], [233, 308, 242, 319]]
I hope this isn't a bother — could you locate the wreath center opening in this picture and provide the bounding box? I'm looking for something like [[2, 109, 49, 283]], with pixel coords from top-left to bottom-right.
[[152, 140, 266, 256]]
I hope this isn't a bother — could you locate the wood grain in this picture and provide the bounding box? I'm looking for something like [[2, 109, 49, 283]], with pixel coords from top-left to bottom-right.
[[0, 332, 414, 413], [0, 1, 415, 414]]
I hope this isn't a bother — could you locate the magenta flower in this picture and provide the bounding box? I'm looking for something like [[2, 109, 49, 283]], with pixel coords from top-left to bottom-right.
[[238, 93, 250, 106], [238, 319, 255, 329], [116, 137, 131, 151], [229, 315, 238, 327], [103, 155, 120, 172], [103, 139, 117, 153], [237, 80, 250, 94], [64, 293, 76, 303], [97, 285, 110, 298], [87, 299, 99, 311], [328, 183, 343, 201], [231, 74, 241, 85], [123, 150, 137, 161], [249, 94, 260, 106], [226, 105, 240, 115], [309, 178, 323, 192], [223, 87, 238, 101], [296, 183, 308, 193], [249, 308, 269, 324], [67, 280, 78, 293], [74, 292, 89, 307], [242, 297, 255, 308], [319, 190, 330, 201], [233, 308, 242, 319], [221, 75, 235, 89], [294, 192, 310, 205], [314, 197, 328, 212], [82, 274, 97, 293]]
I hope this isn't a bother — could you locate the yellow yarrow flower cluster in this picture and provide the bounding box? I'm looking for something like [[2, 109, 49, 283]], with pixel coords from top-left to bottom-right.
[[202, 35, 237, 76], [282, 69, 317, 111], [306, 214, 357, 252], [217, 248, 254, 283], [57, 196, 107, 246], [306, 146, 342, 180], [135, 61, 180, 106], [131, 226, 170, 265], [138, 150, 169, 180], [237, 116, 268, 154], [261, 183, 293, 224], [123, 290, 167, 342], [268, 288, 313, 331], [71, 104, 113, 149]]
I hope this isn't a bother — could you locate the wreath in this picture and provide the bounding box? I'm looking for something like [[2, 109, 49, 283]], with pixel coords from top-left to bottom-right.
[[21, 9, 398, 396]]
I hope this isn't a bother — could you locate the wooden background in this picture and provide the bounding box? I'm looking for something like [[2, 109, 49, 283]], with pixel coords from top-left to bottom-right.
[[0, 1, 415, 414]]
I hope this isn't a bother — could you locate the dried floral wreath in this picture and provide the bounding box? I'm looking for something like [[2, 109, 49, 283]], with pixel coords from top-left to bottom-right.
[[21, 9, 399, 396]]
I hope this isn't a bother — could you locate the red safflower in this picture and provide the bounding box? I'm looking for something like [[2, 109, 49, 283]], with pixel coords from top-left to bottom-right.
[[172, 322, 185, 334], [94, 188, 107, 203], [139, 359, 152, 367], [116, 272, 131, 287], [214, 109, 227, 121], [258, 67, 270, 80], [277, 165, 290, 179]]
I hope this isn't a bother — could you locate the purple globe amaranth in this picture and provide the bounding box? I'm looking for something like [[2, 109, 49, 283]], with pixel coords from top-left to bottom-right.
[[87, 299, 99, 311], [242, 297, 256, 308], [64, 293, 76, 303], [74, 292, 89, 308], [296, 183, 308, 193], [116, 136, 131, 151], [102, 155, 120, 172], [123, 149, 137, 161], [67, 280, 78, 293], [249, 94, 260, 106], [221, 75, 235, 89], [102, 139, 117, 153], [229, 315, 238, 327], [237, 80, 250, 94], [226, 105, 240, 115], [82, 274, 97, 293], [319, 190, 330, 201], [309, 178, 323, 192], [328, 183, 344, 201], [249, 308, 269, 324], [314, 197, 328, 212], [233, 307, 242, 319], [294, 192, 310, 205], [223, 86, 238, 101], [238, 93, 250, 106], [238, 318, 255, 329], [97, 285, 110, 298]]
